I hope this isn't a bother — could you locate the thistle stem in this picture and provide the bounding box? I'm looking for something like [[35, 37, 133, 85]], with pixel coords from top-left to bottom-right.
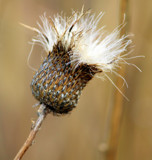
[[106, 0, 130, 160], [14, 105, 49, 160]]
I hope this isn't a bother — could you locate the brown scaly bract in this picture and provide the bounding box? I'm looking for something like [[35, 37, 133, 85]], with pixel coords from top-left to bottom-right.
[[31, 41, 100, 114]]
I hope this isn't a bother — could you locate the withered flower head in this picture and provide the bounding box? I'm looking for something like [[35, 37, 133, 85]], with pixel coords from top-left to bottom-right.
[[29, 7, 132, 114]]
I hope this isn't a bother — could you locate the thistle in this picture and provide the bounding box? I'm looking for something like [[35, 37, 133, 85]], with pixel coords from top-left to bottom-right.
[[14, 7, 140, 160], [28, 7, 133, 114]]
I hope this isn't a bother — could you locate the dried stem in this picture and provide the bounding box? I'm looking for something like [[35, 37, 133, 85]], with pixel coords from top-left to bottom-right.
[[14, 104, 49, 160], [106, 0, 130, 160]]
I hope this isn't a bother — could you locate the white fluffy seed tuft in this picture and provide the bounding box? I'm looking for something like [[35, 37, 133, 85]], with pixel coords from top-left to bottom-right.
[[30, 8, 135, 74]]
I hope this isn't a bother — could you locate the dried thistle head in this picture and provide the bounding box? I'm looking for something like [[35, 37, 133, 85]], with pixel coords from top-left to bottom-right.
[[29, 7, 133, 115]]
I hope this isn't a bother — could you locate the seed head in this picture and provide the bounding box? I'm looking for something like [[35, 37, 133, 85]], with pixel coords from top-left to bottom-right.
[[29, 8, 133, 114]]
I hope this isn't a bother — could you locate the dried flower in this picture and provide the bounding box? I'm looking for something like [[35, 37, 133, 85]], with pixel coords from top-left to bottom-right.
[[28, 7, 135, 114]]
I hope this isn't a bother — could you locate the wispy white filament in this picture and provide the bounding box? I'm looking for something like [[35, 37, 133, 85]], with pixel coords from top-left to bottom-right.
[[31, 8, 133, 74]]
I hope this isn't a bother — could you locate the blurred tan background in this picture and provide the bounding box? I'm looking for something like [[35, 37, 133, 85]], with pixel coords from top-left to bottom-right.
[[0, 0, 151, 160]]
